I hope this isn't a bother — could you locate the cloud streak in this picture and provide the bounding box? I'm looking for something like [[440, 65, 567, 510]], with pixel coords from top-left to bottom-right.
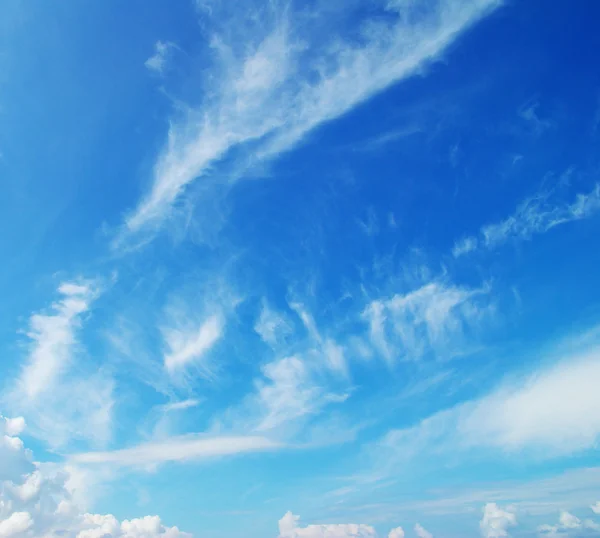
[[71, 435, 280, 467], [365, 337, 600, 487], [453, 181, 600, 256], [121, 0, 502, 244]]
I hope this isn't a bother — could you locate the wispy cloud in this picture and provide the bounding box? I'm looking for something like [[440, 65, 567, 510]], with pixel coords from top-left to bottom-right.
[[71, 435, 279, 467], [363, 280, 492, 363], [254, 300, 293, 348], [451, 236, 477, 258], [159, 282, 239, 383], [453, 180, 600, 256], [4, 281, 114, 449], [163, 313, 224, 374], [255, 355, 348, 433], [160, 399, 200, 412], [414, 523, 433, 538], [17, 281, 97, 400], [518, 99, 552, 136], [119, 0, 502, 245], [367, 338, 600, 480], [145, 41, 176, 75], [343, 466, 600, 522]]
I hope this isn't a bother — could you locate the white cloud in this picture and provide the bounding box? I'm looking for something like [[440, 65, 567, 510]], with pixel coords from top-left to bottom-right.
[[254, 355, 348, 433], [0, 512, 33, 537], [368, 340, 600, 484], [17, 281, 95, 400], [380, 466, 600, 518], [0, 415, 191, 538], [458, 347, 600, 454], [453, 181, 600, 256], [145, 41, 175, 75], [121, 0, 502, 243], [278, 512, 377, 538], [414, 523, 433, 538], [288, 302, 349, 376], [482, 182, 600, 248], [538, 510, 600, 537], [163, 313, 224, 374], [160, 399, 200, 413], [3, 416, 25, 437], [388, 527, 404, 538], [4, 282, 114, 449], [452, 236, 478, 257], [480, 503, 516, 538], [592, 502, 600, 515], [71, 434, 279, 467], [255, 301, 293, 347], [363, 281, 491, 362], [518, 99, 552, 135]]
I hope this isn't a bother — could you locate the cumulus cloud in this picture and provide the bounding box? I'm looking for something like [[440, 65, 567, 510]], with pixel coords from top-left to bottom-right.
[[121, 0, 502, 244], [480, 503, 516, 538], [0, 414, 191, 538], [278, 512, 377, 538], [414, 523, 433, 538], [592, 502, 600, 515], [388, 527, 405, 538], [538, 510, 600, 536], [0, 512, 33, 537]]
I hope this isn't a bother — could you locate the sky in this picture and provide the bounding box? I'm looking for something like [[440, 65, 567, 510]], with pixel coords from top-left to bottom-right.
[[1, 0, 600, 537]]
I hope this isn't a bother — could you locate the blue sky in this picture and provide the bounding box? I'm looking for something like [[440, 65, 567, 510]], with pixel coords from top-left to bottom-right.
[[1, 0, 600, 537]]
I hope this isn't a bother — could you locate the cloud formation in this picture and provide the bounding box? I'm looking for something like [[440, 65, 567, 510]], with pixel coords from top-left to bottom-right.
[[4, 282, 114, 449], [414, 523, 433, 538], [163, 314, 224, 374], [370, 340, 600, 482], [479, 503, 516, 538], [0, 414, 191, 538], [278, 512, 377, 538], [145, 41, 176, 75], [363, 280, 491, 362], [71, 435, 280, 468], [122, 0, 502, 243], [453, 181, 600, 256]]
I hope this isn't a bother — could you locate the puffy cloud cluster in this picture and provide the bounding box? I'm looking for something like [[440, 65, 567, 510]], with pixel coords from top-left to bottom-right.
[[538, 510, 600, 537], [278, 513, 435, 538], [278, 512, 377, 538], [480, 503, 516, 538], [0, 415, 190, 538], [387, 527, 405, 538]]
